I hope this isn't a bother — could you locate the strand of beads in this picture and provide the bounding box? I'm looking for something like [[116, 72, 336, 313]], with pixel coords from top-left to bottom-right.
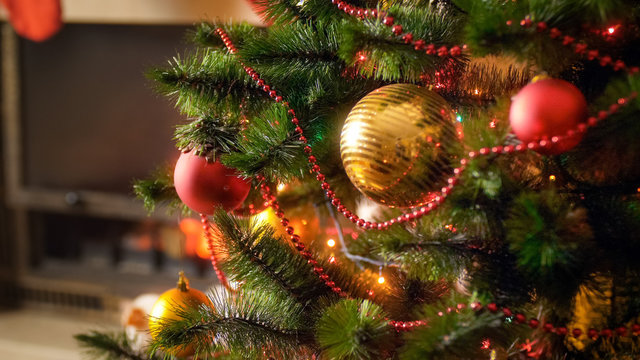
[[392, 300, 640, 338], [511, 18, 639, 75], [329, 0, 466, 58], [215, 28, 637, 233], [200, 214, 232, 291], [255, 174, 349, 297], [479, 302, 640, 340]]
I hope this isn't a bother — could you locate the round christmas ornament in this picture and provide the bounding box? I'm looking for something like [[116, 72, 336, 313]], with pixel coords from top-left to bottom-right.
[[509, 78, 587, 155], [0, 0, 62, 42], [340, 84, 459, 208], [174, 151, 251, 214], [149, 272, 213, 358]]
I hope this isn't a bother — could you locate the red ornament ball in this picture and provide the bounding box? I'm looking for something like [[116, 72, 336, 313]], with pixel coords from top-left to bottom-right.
[[509, 78, 587, 155], [0, 0, 62, 42], [174, 151, 250, 214]]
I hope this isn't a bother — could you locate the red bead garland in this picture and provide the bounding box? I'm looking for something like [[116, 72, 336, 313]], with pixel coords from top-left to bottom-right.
[[218, 25, 637, 231], [211, 26, 640, 337], [329, 0, 467, 58], [514, 19, 639, 75], [200, 214, 232, 291]]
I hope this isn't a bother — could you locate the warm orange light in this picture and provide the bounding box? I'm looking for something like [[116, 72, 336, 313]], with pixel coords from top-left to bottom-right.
[[328, 256, 336, 264], [277, 183, 286, 192], [179, 218, 203, 258], [327, 239, 336, 247], [549, 175, 556, 181], [377, 276, 385, 284]]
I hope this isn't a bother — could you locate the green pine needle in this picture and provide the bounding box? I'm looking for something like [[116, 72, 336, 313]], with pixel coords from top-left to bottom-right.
[[75, 331, 155, 360], [316, 299, 393, 360], [133, 166, 186, 215], [221, 104, 308, 182], [149, 289, 313, 359], [339, 4, 466, 82], [211, 209, 335, 304], [173, 115, 240, 156], [148, 50, 269, 117]]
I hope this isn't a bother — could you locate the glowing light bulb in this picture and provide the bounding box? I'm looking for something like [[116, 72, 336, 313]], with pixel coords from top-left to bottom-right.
[[549, 175, 556, 181], [481, 339, 491, 349], [277, 183, 286, 192], [456, 114, 463, 122], [377, 276, 385, 284], [327, 239, 336, 247], [252, 209, 271, 225], [608, 27, 615, 34], [328, 255, 336, 264]]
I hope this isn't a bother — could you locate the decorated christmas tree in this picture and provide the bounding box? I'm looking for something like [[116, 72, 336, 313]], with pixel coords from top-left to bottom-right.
[[77, 0, 640, 359]]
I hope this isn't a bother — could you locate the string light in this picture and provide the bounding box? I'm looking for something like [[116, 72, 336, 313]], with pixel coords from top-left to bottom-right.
[[327, 238, 336, 247], [328, 255, 336, 264], [277, 183, 286, 192], [481, 339, 491, 349], [608, 27, 615, 34], [456, 114, 463, 122], [549, 175, 556, 181], [377, 267, 385, 284]]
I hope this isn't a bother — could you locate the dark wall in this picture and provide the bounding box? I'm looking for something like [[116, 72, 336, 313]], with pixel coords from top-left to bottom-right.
[[20, 24, 190, 194]]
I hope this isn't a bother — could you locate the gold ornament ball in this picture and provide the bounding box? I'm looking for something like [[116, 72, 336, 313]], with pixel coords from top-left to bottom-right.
[[149, 272, 213, 358], [340, 84, 459, 208]]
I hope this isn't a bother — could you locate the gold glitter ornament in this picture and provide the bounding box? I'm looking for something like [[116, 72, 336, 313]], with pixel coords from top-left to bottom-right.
[[340, 84, 459, 208]]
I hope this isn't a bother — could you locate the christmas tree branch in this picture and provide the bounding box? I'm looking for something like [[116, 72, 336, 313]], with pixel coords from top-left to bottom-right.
[[240, 21, 348, 96], [315, 299, 393, 360], [148, 50, 269, 117], [192, 22, 264, 49], [249, 0, 349, 26], [221, 104, 309, 182], [149, 290, 314, 359], [173, 115, 241, 156], [339, 4, 466, 82], [133, 166, 186, 215], [212, 209, 336, 303], [75, 331, 156, 360], [400, 296, 513, 359]]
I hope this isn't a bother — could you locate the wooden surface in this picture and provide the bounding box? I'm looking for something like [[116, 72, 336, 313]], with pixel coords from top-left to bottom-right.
[[0, 309, 118, 360], [0, 0, 263, 25]]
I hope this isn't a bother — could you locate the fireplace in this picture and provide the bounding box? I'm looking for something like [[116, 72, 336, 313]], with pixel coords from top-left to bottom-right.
[[0, 22, 216, 318]]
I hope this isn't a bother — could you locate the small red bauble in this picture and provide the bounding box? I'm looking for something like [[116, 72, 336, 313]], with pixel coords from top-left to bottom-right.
[[0, 0, 62, 42], [174, 151, 250, 214], [509, 78, 587, 155]]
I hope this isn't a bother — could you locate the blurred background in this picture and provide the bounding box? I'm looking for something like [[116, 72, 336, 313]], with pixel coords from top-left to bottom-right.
[[0, 1, 261, 358]]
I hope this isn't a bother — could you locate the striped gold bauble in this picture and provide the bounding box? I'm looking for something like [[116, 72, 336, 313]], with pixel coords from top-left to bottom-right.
[[340, 84, 458, 208]]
